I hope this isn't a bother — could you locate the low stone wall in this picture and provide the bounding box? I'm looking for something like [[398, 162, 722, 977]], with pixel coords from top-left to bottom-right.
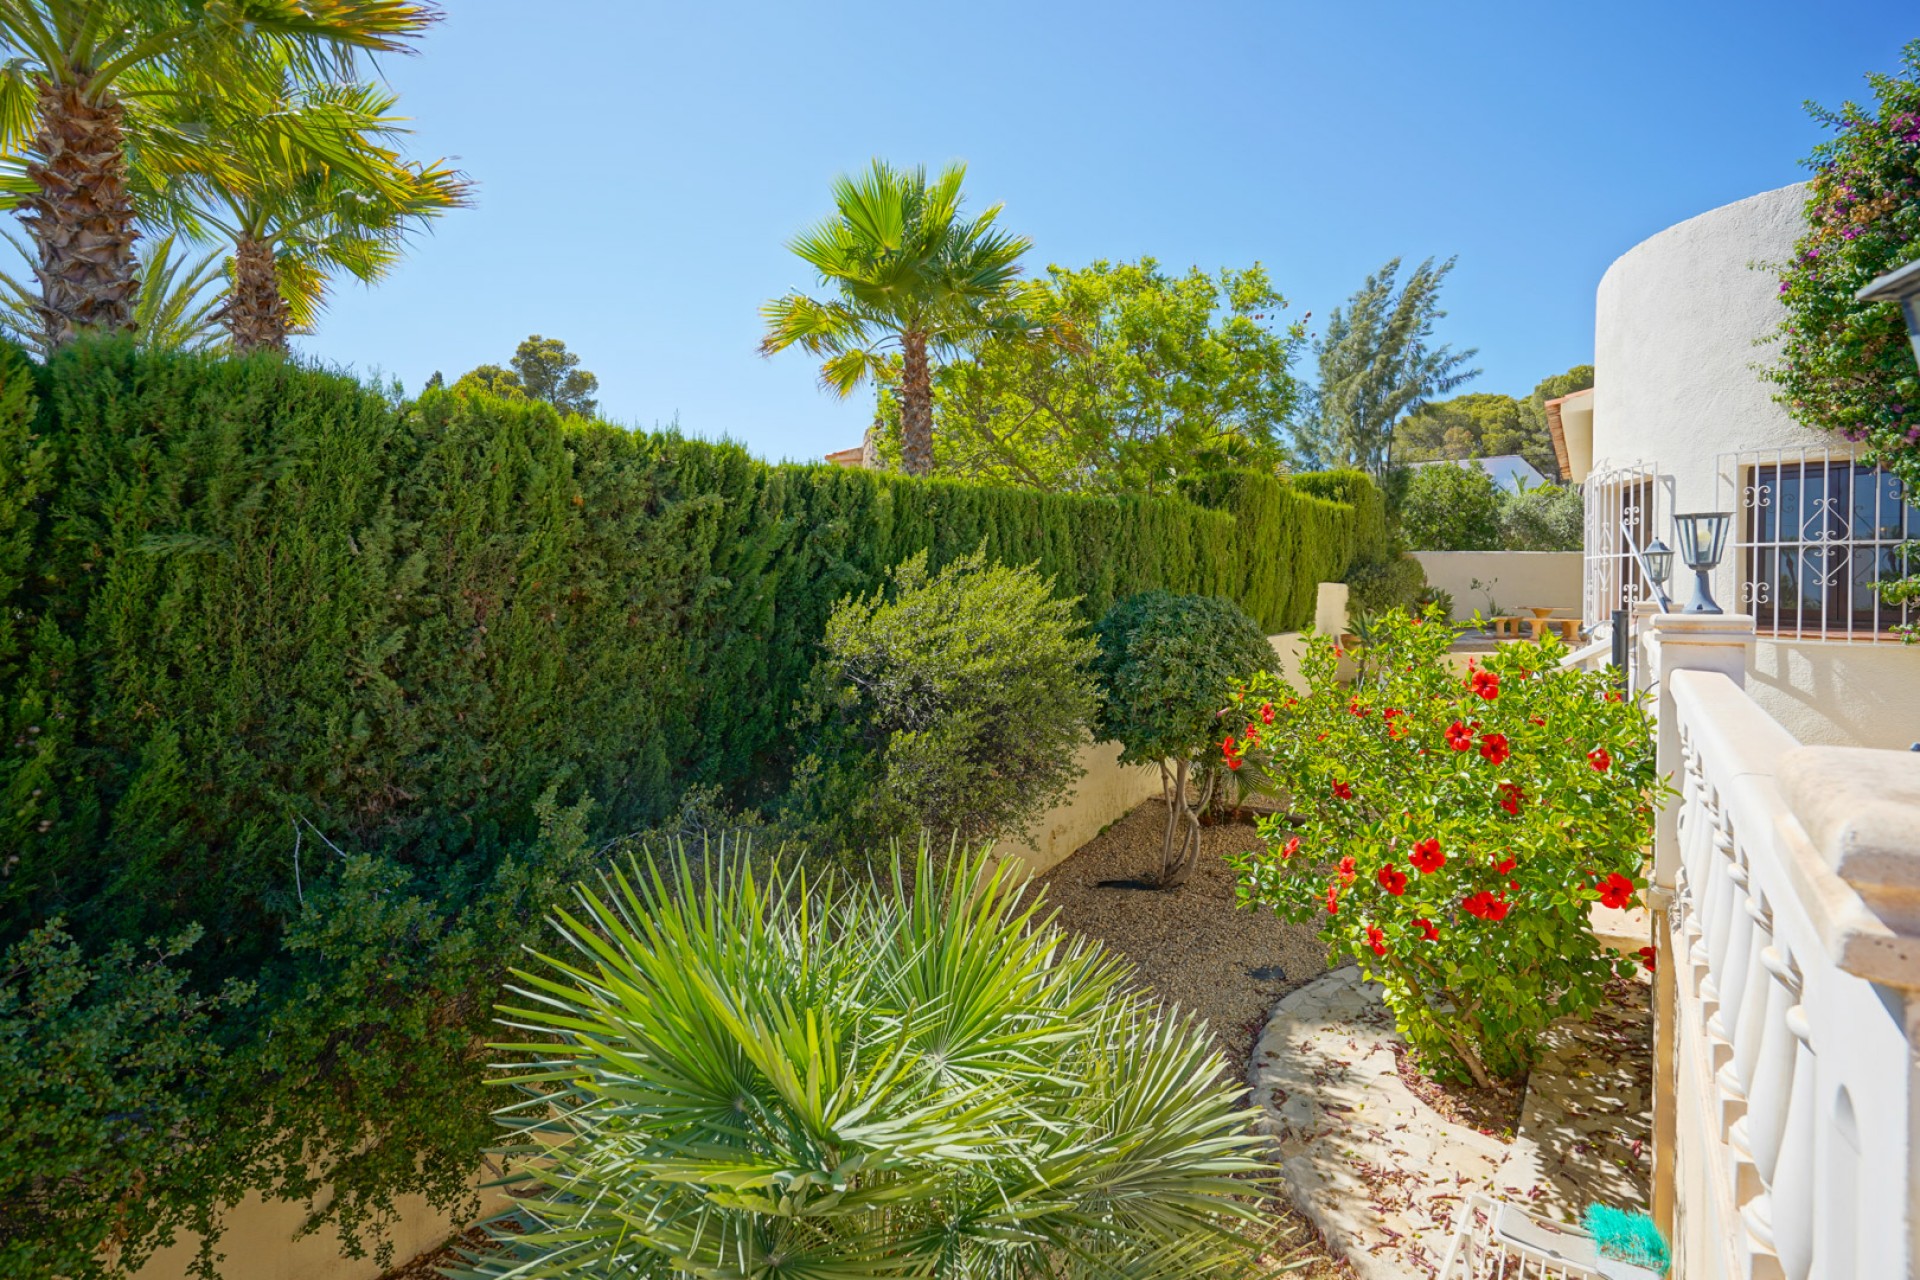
[[1411, 551, 1581, 623]]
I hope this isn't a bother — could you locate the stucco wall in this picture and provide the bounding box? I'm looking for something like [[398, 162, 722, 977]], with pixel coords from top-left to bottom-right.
[[1411, 552, 1581, 622], [1593, 183, 1920, 750]]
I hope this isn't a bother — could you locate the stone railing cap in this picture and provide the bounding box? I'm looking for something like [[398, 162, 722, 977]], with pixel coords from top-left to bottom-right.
[[1777, 745, 1920, 936]]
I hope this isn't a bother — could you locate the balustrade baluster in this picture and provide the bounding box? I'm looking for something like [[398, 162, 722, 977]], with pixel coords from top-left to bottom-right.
[[1753, 1006, 1817, 1280], [1730, 894, 1775, 1104], [1698, 789, 1737, 1009], [1730, 943, 1802, 1272], [1710, 854, 1757, 1103]]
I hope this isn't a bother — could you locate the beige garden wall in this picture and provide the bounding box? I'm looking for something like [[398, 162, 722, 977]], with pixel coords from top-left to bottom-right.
[[1411, 551, 1581, 623]]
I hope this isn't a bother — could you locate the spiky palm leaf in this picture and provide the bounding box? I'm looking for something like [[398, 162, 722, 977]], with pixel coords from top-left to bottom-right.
[[458, 843, 1274, 1280], [761, 160, 1033, 475]]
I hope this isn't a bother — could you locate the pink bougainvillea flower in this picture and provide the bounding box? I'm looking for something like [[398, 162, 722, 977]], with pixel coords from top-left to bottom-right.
[[1376, 864, 1408, 896], [1445, 720, 1475, 752], [1413, 917, 1439, 942], [1588, 747, 1613, 773], [1367, 924, 1388, 957], [1332, 781, 1354, 801], [1596, 872, 1635, 910], [1409, 838, 1445, 873], [1479, 733, 1511, 766]]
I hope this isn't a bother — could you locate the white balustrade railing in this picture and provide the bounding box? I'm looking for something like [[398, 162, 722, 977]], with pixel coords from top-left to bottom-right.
[[1645, 614, 1920, 1280]]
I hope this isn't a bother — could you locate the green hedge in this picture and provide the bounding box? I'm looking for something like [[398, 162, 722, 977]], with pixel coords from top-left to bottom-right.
[[0, 342, 1375, 1276]]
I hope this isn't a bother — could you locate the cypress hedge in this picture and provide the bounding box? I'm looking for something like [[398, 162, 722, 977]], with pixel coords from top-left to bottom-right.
[[0, 341, 1373, 1277]]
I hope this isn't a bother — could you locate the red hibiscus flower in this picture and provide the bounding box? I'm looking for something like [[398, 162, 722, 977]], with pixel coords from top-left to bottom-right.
[[1332, 781, 1354, 800], [1260, 701, 1275, 724], [1376, 864, 1408, 896], [1497, 782, 1524, 816], [1222, 735, 1237, 759], [1479, 733, 1511, 765], [1337, 856, 1357, 886], [1281, 835, 1301, 858], [1596, 872, 1635, 910], [1470, 669, 1500, 700], [1445, 720, 1475, 752], [1409, 838, 1445, 873], [1529, 715, 1546, 726], [1383, 707, 1402, 719], [1492, 854, 1517, 875], [1348, 698, 1370, 718], [1462, 891, 1512, 921], [1639, 944, 1657, 973], [1227, 756, 1242, 771], [1588, 747, 1612, 772], [1325, 884, 1339, 915], [1366, 924, 1388, 957], [1605, 690, 1622, 703], [1413, 917, 1439, 942]]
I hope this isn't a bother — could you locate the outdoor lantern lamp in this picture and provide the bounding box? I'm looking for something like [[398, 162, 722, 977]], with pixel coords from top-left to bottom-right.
[[1672, 513, 1732, 615], [1643, 538, 1674, 590], [1857, 257, 1920, 371]]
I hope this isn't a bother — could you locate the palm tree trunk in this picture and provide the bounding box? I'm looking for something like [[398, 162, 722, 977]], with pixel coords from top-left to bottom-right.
[[898, 331, 934, 476], [19, 79, 140, 349], [227, 238, 291, 354]]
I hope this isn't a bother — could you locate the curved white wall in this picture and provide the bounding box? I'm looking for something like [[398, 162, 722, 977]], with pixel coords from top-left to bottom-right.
[[1595, 184, 1920, 750], [1593, 182, 1822, 497]]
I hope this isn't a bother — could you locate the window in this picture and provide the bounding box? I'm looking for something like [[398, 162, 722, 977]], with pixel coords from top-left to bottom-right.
[[1735, 456, 1918, 638]]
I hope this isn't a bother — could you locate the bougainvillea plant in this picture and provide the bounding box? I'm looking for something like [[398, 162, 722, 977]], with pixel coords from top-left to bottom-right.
[[1769, 39, 1920, 639], [1225, 610, 1665, 1087]]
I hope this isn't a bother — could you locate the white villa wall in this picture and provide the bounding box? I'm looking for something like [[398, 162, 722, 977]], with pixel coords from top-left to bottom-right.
[[1412, 551, 1581, 622], [1593, 183, 1920, 751]]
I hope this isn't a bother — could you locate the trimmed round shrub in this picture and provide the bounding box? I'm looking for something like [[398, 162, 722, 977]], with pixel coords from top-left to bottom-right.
[[1091, 591, 1272, 887], [801, 548, 1099, 849], [468, 845, 1270, 1279], [1225, 612, 1661, 1086]]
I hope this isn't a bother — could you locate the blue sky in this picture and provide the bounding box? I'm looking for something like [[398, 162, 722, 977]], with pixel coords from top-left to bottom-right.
[[296, 1, 1916, 465]]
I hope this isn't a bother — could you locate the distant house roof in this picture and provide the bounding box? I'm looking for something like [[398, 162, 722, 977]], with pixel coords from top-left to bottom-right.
[[824, 445, 866, 468], [1406, 453, 1549, 493]]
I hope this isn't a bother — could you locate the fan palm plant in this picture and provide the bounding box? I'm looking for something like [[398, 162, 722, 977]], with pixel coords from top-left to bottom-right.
[[761, 160, 1031, 476], [463, 842, 1272, 1279], [0, 0, 437, 349], [177, 72, 468, 352]]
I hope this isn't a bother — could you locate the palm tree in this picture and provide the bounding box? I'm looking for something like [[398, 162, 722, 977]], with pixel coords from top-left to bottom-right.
[[0, 224, 222, 354], [761, 160, 1030, 476], [0, 0, 437, 349], [180, 74, 469, 353]]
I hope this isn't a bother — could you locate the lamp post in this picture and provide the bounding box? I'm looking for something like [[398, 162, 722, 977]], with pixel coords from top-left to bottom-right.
[[1644, 537, 1674, 599], [1672, 513, 1731, 614], [1857, 257, 1920, 370]]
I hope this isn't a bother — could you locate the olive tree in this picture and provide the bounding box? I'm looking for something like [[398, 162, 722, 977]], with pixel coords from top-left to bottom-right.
[[1091, 591, 1273, 888]]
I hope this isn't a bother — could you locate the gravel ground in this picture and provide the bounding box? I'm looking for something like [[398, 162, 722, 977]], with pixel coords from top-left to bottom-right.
[[1024, 797, 1336, 1071]]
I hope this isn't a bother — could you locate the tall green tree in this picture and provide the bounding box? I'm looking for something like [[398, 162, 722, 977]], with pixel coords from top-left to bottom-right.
[[0, 0, 438, 349], [1298, 256, 1479, 475], [449, 335, 599, 416], [900, 258, 1305, 494], [760, 159, 1032, 476], [180, 72, 469, 353]]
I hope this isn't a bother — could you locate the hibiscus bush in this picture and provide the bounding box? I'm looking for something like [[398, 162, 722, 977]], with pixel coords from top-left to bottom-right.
[[1225, 610, 1662, 1086]]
